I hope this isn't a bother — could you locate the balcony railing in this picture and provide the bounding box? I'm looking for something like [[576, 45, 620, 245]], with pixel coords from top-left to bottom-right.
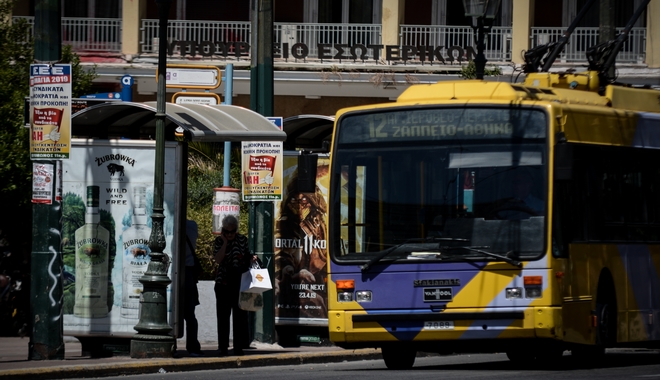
[[274, 23, 382, 60], [140, 20, 382, 61], [400, 25, 512, 63], [14, 16, 647, 65], [14, 16, 122, 53], [140, 19, 251, 56], [530, 27, 645, 63]]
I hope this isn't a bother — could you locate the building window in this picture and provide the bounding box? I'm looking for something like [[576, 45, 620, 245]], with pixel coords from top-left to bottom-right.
[[63, 0, 119, 18], [318, 0, 374, 23]]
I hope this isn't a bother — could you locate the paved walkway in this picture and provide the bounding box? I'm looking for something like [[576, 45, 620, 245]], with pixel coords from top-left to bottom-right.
[[0, 337, 382, 379]]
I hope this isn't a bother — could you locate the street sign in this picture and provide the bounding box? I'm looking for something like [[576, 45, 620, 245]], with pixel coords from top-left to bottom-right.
[[172, 92, 221, 105], [267, 116, 283, 130], [80, 92, 122, 100], [157, 64, 222, 90]]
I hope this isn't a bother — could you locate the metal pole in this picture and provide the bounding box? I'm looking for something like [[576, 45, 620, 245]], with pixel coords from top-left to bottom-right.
[[541, 0, 598, 72], [29, 0, 64, 361], [223, 64, 234, 187], [249, 0, 275, 344], [474, 17, 487, 80], [130, 0, 175, 358]]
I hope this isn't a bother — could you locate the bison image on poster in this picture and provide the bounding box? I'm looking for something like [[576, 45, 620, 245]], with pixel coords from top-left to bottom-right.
[[274, 159, 329, 320]]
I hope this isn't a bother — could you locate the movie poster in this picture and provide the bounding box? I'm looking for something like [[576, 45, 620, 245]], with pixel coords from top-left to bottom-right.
[[273, 155, 330, 324]]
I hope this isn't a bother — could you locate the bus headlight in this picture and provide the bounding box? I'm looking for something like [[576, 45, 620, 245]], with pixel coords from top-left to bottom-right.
[[525, 286, 543, 298], [338, 292, 353, 302], [506, 287, 523, 299], [524, 276, 543, 299], [355, 290, 372, 303], [336, 279, 355, 302]]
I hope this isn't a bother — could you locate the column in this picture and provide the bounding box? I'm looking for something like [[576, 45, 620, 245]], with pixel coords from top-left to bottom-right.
[[647, 0, 660, 68], [511, 0, 534, 65], [122, 0, 146, 59], [381, 0, 404, 47]]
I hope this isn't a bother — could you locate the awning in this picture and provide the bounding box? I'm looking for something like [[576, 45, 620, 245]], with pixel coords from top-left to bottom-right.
[[71, 101, 287, 142], [282, 114, 335, 151]]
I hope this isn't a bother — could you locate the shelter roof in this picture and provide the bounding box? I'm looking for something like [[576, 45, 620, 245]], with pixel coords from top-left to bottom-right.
[[282, 114, 334, 151], [71, 101, 287, 142]]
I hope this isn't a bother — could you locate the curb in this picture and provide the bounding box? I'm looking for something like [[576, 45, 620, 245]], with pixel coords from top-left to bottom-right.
[[0, 349, 383, 380]]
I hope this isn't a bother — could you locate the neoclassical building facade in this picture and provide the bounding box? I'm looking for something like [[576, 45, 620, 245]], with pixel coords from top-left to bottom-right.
[[13, 0, 660, 117]]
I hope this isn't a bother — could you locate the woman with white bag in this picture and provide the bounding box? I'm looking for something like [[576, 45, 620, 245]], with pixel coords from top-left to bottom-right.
[[212, 215, 257, 356]]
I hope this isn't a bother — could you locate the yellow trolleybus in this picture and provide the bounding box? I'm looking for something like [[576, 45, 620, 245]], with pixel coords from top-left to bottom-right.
[[325, 74, 660, 368]]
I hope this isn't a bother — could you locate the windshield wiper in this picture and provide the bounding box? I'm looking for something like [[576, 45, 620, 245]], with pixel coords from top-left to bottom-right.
[[360, 237, 469, 272], [440, 246, 522, 267]]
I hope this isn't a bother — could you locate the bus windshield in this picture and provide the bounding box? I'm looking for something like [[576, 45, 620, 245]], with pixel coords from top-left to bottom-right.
[[330, 106, 548, 264]]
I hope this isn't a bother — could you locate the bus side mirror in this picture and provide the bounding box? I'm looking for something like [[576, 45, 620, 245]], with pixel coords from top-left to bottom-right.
[[554, 143, 573, 181], [298, 153, 318, 193]]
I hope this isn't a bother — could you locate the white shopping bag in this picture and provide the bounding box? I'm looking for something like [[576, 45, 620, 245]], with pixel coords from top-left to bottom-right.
[[239, 263, 273, 294], [238, 291, 263, 311]]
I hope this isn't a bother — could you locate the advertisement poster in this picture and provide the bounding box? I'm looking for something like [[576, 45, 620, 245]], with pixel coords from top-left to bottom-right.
[[31, 163, 54, 204], [29, 64, 72, 160], [273, 155, 330, 324], [61, 140, 180, 336], [241, 141, 283, 201]]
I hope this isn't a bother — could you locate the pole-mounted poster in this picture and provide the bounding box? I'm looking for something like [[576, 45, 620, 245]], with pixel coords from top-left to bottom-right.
[[29, 64, 72, 160], [241, 141, 283, 201]]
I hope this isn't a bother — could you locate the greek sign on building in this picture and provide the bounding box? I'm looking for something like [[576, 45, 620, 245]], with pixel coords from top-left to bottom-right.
[[29, 64, 72, 160], [168, 41, 478, 64]]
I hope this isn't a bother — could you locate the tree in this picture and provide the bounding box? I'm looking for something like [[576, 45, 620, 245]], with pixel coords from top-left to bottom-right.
[[186, 141, 246, 280], [0, 0, 97, 261], [0, 1, 36, 259]]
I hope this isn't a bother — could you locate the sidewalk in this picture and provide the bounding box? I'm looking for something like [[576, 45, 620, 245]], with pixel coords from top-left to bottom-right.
[[0, 337, 382, 379]]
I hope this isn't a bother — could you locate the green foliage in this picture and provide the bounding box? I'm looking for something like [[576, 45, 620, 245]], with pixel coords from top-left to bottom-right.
[[61, 45, 97, 98], [458, 60, 503, 79], [186, 142, 248, 280], [0, 1, 35, 253], [0, 0, 97, 255], [186, 206, 216, 280]]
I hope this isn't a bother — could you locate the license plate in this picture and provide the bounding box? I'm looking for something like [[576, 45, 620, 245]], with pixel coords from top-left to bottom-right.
[[423, 321, 454, 330]]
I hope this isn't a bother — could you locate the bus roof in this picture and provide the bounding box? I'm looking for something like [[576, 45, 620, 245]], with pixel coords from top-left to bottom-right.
[[394, 79, 660, 114], [333, 77, 660, 149], [396, 80, 610, 107]]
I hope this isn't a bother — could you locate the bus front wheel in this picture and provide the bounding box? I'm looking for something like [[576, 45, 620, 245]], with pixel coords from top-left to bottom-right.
[[382, 345, 416, 370]]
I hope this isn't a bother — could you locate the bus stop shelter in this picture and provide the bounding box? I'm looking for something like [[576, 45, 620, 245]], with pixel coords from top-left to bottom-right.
[[61, 102, 285, 353], [282, 114, 334, 151], [72, 101, 287, 142]]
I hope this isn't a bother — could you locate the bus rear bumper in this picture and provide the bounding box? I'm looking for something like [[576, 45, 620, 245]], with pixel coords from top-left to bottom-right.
[[329, 307, 563, 348]]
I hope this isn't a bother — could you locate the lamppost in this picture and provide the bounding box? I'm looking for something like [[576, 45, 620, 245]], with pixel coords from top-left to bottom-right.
[[130, 0, 175, 358], [462, 0, 502, 80]]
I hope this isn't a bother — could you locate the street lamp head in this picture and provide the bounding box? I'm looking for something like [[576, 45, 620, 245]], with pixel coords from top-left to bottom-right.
[[462, 0, 502, 19]]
